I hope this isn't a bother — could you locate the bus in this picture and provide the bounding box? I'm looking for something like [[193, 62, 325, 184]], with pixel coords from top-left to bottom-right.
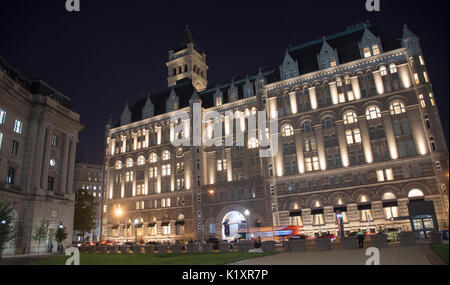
[[235, 225, 303, 243]]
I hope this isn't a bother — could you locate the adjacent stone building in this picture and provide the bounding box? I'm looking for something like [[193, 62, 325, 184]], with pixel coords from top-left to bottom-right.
[[0, 56, 83, 255], [72, 162, 103, 242], [101, 23, 448, 244]]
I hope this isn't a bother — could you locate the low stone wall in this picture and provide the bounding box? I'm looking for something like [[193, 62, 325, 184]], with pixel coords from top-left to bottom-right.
[[282, 241, 291, 252], [371, 234, 387, 248], [202, 243, 213, 253], [315, 238, 331, 251], [341, 237, 357, 250], [262, 241, 275, 252], [218, 243, 229, 253], [399, 232, 416, 247], [171, 244, 183, 254], [157, 245, 168, 254], [290, 239, 305, 252], [430, 231, 442, 245]]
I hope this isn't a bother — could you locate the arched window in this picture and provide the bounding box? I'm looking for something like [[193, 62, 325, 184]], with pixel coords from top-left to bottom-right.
[[408, 189, 424, 198], [366, 106, 382, 120], [312, 200, 322, 208], [311, 200, 324, 226], [382, 192, 396, 200], [149, 153, 157, 163], [177, 214, 185, 220], [343, 111, 358, 124], [358, 194, 370, 203], [126, 158, 133, 168], [281, 124, 294, 137], [390, 101, 406, 115], [137, 155, 145, 166], [382, 192, 398, 219], [209, 223, 216, 234], [289, 202, 302, 226], [322, 116, 335, 129], [301, 121, 313, 133], [389, 63, 397, 74], [115, 160, 122, 170], [162, 150, 171, 161]]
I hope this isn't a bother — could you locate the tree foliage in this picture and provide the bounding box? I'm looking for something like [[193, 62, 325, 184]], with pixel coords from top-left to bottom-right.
[[32, 219, 49, 255], [73, 189, 98, 242], [55, 226, 68, 245], [0, 198, 16, 258]]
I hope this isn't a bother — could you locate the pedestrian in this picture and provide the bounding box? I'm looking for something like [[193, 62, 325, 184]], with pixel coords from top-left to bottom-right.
[[356, 229, 365, 248]]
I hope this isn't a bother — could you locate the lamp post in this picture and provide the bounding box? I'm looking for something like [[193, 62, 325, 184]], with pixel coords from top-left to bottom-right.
[[244, 209, 250, 241]]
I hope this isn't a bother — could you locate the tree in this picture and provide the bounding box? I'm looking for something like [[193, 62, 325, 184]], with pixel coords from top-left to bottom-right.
[[54, 226, 68, 253], [32, 219, 49, 256], [0, 198, 16, 259], [73, 189, 98, 243]]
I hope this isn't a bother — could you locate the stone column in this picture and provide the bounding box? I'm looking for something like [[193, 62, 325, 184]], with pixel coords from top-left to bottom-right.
[[336, 122, 349, 167], [358, 117, 373, 163], [373, 71, 384, 95], [289, 92, 298, 114], [382, 112, 399, 160], [40, 126, 52, 190], [144, 159, 149, 195], [294, 130, 305, 173], [66, 138, 77, 196], [32, 124, 46, 192], [351, 76, 361, 99], [329, 82, 339, 105], [308, 87, 318, 110], [145, 129, 149, 148], [314, 126, 326, 170], [58, 135, 70, 194], [225, 148, 233, 182]]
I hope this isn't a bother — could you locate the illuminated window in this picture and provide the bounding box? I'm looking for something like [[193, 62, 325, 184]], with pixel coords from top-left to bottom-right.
[[217, 159, 227, 171], [418, 94, 426, 108], [408, 189, 424, 198], [376, 168, 394, 182], [312, 156, 320, 170], [137, 155, 145, 165], [215, 96, 222, 106], [303, 138, 317, 152], [149, 153, 157, 163], [429, 93, 435, 106], [338, 93, 346, 103], [14, 120, 23, 134], [380, 66, 387, 76], [346, 129, 361, 144], [248, 138, 259, 149], [0, 109, 6, 124], [162, 150, 171, 161], [372, 44, 380, 55], [115, 160, 122, 170], [419, 56, 425, 65], [414, 73, 420, 84], [282, 124, 294, 137], [162, 164, 171, 176], [390, 101, 406, 115], [363, 47, 371, 58], [330, 60, 336, 67], [366, 106, 381, 120], [336, 77, 342, 87], [125, 171, 133, 182], [305, 158, 312, 172], [423, 72, 429, 83], [347, 91, 355, 101], [343, 111, 358, 124], [389, 63, 397, 74], [344, 75, 351, 85]]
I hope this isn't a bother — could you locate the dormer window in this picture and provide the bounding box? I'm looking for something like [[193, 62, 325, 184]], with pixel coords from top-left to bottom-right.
[[372, 44, 380, 56], [360, 28, 383, 58], [215, 97, 222, 106], [280, 51, 299, 80], [363, 47, 371, 58], [330, 60, 337, 67]]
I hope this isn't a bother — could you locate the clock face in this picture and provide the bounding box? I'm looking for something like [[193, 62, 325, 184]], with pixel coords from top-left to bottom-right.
[[50, 159, 56, 167]]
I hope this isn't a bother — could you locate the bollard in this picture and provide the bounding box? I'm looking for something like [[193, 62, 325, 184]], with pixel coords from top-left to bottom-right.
[[315, 238, 331, 251], [110, 245, 119, 254], [262, 241, 275, 252], [98, 246, 107, 254], [290, 239, 306, 252], [171, 244, 183, 254], [218, 243, 229, 253], [399, 232, 417, 247], [340, 237, 357, 250], [88, 246, 97, 253], [120, 246, 130, 254], [371, 234, 387, 248], [186, 243, 199, 253], [132, 245, 141, 254], [157, 245, 168, 254]]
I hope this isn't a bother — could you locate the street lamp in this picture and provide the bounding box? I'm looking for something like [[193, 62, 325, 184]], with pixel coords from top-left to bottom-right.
[[244, 209, 250, 241]]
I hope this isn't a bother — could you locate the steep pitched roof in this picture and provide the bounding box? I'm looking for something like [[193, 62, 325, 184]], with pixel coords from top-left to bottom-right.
[[174, 26, 201, 53]]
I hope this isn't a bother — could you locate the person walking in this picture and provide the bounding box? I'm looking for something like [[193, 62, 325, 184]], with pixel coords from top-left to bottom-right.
[[356, 229, 365, 248]]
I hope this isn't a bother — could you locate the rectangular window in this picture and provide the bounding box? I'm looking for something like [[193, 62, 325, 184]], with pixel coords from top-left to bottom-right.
[[429, 93, 435, 106], [51, 134, 58, 146], [372, 45, 380, 56], [419, 56, 425, 65], [6, 167, 15, 184], [418, 94, 426, 108], [11, 140, 19, 155], [0, 109, 6, 124], [363, 47, 371, 58], [423, 72, 429, 83], [0, 132, 3, 149], [47, 177, 54, 191], [414, 73, 420, 84], [14, 120, 23, 134]]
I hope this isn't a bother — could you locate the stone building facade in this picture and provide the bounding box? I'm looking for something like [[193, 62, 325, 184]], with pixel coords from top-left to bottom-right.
[[101, 23, 448, 244], [0, 56, 83, 255], [72, 163, 103, 242]]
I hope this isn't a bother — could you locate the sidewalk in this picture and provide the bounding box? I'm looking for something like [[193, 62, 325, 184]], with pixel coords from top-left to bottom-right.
[[0, 253, 59, 265], [230, 243, 433, 265]]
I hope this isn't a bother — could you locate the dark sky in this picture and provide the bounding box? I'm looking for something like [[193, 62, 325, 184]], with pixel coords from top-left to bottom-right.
[[0, 0, 448, 164]]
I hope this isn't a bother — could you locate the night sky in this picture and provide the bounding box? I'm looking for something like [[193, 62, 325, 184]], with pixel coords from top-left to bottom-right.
[[0, 0, 448, 164]]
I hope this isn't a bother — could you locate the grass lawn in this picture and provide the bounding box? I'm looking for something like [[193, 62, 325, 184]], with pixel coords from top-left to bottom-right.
[[430, 244, 449, 264], [32, 252, 276, 265]]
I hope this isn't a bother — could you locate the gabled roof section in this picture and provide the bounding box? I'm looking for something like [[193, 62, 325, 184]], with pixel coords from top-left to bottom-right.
[[286, 23, 400, 75], [174, 26, 201, 53]]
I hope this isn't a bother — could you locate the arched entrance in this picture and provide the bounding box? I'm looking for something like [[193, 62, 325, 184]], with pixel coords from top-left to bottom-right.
[[222, 211, 246, 241]]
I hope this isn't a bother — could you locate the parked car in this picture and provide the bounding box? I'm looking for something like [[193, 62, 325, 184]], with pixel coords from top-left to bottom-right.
[[319, 233, 337, 241], [205, 238, 220, 250]]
